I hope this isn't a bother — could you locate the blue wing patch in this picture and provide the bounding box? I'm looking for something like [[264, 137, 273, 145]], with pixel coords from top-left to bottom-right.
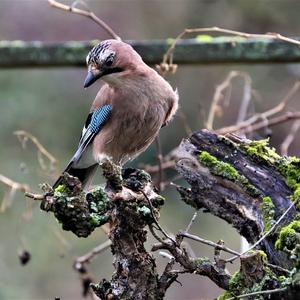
[[89, 104, 112, 134], [70, 104, 112, 164]]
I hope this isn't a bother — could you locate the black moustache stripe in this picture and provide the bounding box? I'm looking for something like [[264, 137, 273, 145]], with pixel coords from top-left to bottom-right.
[[102, 67, 124, 76]]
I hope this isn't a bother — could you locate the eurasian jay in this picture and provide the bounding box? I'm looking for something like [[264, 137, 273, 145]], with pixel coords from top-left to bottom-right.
[[53, 39, 178, 189]]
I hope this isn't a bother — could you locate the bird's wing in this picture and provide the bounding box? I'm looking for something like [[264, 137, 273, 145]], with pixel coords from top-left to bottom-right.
[[52, 104, 112, 189], [71, 104, 113, 164]]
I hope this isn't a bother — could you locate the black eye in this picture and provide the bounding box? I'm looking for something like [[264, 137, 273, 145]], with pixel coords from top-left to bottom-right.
[[105, 57, 113, 67]]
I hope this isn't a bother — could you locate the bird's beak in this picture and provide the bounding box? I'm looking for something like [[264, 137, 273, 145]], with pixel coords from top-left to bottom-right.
[[84, 68, 102, 88]]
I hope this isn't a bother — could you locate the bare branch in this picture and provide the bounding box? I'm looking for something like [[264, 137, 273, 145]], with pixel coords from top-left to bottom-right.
[[24, 192, 45, 201], [226, 287, 287, 300], [0, 174, 30, 212], [162, 27, 300, 68], [75, 240, 111, 266], [0, 174, 30, 193], [142, 160, 175, 174], [14, 130, 58, 174], [240, 111, 300, 134], [280, 120, 300, 156], [48, 0, 121, 40], [180, 231, 240, 256], [236, 73, 252, 124], [154, 136, 164, 192], [207, 71, 251, 130], [226, 200, 296, 263], [184, 211, 198, 233], [141, 190, 175, 244], [217, 81, 300, 135]]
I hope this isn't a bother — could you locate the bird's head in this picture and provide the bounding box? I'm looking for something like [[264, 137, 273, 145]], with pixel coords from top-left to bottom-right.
[[84, 40, 143, 88]]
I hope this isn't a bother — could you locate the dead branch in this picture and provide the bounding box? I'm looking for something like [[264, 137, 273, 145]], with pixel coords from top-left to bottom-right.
[[48, 0, 121, 40], [226, 287, 287, 300], [162, 27, 300, 69], [0, 174, 30, 212], [226, 200, 296, 263], [179, 231, 240, 256], [75, 240, 111, 267], [217, 81, 300, 135], [280, 120, 300, 156], [14, 130, 58, 174], [207, 71, 252, 130], [174, 130, 297, 268], [0, 174, 30, 193], [241, 111, 300, 134]]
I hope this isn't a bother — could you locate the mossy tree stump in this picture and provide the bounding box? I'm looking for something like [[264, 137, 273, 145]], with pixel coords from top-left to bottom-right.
[[39, 130, 300, 299], [175, 130, 300, 299]]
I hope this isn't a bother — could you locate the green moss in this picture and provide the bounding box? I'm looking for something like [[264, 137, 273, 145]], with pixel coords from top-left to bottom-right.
[[275, 221, 300, 251], [198, 151, 259, 196], [166, 38, 175, 45], [244, 139, 300, 192], [243, 139, 300, 209], [244, 139, 282, 165], [51, 185, 111, 237], [138, 206, 151, 217], [152, 195, 165, 208], [54, 184, 65, 193], [217, 290, 233, 300], [196, 35, 213, 42], [261, 196, 276, 232], [291, 245, 300, 268], [218, 251, 281, 299]]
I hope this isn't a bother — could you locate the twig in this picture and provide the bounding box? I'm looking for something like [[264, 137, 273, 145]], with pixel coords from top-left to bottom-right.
[[162, 27, 300, 67], [184, 211, 198, 233], [226, 200, 296, 263], [217, 81, 300, 135], [142, 160, 175, 174], [155, 136, 164, 192], [48, 0, 121, 40], [149, 224, 166, 244], [236, 73, 252, 124], [0, 174, 30, 193], [207, 71, 250, 130], [266, 263, 290, 275], [178, 109, 193, 136], [180, 231, 240, 256], [227, 287, 287, 300], [280, 120, 300, 156], [14, 130, 58, 174], [214, 240, 225, 266], [240, 111, 300, 134], [24, 192, 45, 201], [0, 174, 30, 212], [141, 190, 175, 244], [75, 240, 111, 266], [159, 251, 174, 260]]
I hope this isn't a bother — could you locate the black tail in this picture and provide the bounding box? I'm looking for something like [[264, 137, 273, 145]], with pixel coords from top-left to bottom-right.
[[53, 162, 98, 190]]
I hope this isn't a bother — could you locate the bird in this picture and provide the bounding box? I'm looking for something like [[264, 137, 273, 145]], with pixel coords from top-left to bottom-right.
[[53, 39, 178, 190]]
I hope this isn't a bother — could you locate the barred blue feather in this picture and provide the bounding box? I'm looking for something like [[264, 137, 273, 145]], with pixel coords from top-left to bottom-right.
[[52, 104, 112, 189], [89, 104, 113, 134]]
